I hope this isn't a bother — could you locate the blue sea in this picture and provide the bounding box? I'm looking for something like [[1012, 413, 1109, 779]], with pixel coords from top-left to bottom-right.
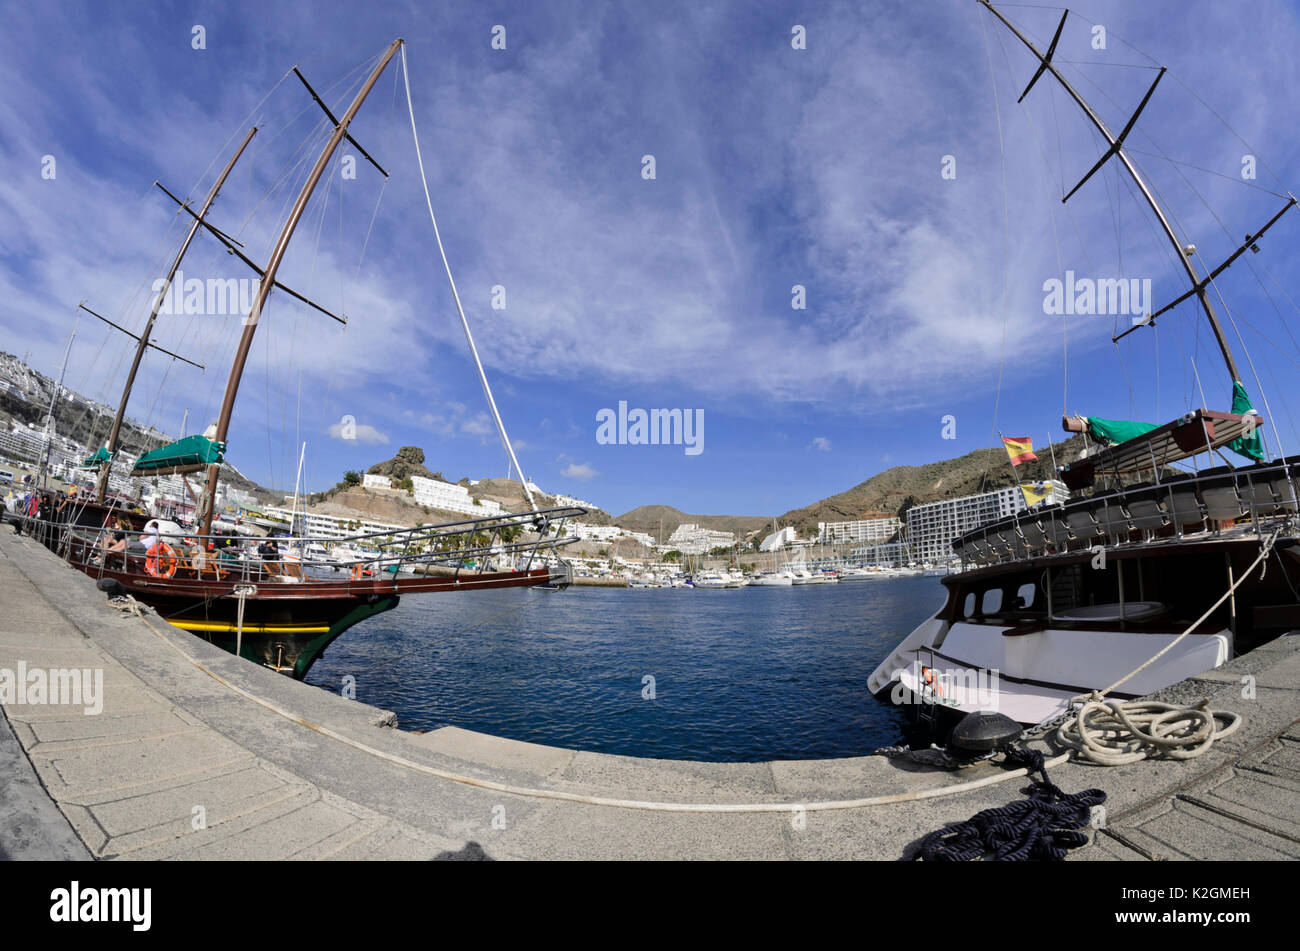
[[303, 577, 945, 762]]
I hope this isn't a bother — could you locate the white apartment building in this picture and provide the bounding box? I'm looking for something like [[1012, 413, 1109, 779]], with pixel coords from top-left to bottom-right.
[[759, 526, 797, 552], [552, 493, 595, 510], [849, 540, 912, 568], [264, 506, 409, 541], [905, 482, 1068, 564], [362, 472, 505, 517], [667, 523, 735, 554], [565, 522, 655, 547], [409, 475, 503, 517], [818, 516, 901, 546]]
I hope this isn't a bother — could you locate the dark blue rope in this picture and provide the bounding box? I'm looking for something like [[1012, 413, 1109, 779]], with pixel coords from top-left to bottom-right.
[[914, 747, 1105, 862]]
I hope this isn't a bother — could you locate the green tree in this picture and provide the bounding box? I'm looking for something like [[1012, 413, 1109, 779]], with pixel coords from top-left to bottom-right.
[[342, 470, 362, 487]]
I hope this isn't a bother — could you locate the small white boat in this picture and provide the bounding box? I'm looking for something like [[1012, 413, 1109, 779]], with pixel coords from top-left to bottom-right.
[[693, 571, 733, 589]]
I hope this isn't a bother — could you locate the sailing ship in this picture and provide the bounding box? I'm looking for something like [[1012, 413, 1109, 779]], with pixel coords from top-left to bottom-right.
[[27, 40, 584, 678], [870, 2, 1300, 729]]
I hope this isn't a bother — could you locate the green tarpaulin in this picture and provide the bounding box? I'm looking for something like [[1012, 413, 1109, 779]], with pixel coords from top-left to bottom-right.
[[1085, 381, 1264, 462], [79, 446, 112, 469], [1084, 417, 1158, 446], [1228, 381, 1265, 461], [131, 435, 225, 474]]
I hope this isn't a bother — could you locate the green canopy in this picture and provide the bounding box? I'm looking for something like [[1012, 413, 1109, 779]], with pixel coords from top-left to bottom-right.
[[1084, 417, 1158, 446], [131, 435, 225, 475], [1228, 381, 1265, 462], [79, 446, 113, 469]]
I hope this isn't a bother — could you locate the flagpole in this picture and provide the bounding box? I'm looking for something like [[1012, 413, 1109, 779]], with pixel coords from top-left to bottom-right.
[[1045, 435, 1061, 504], [998, 431, 1023, 503]]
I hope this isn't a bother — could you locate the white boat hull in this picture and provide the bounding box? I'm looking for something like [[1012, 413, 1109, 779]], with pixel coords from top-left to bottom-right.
[[871, 618, 1231, 726]]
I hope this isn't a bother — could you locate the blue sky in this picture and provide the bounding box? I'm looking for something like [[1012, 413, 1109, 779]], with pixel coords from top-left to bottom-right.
[[2, 0, 1300, 516]]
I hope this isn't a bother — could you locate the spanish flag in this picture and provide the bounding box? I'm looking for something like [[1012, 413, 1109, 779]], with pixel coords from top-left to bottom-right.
[[1002, 436, 1038, 467], [1019, 482, 1051, 507]]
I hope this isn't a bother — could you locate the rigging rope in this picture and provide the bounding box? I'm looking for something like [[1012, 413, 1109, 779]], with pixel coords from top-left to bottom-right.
[[977, 7, 1013, 497], [400, 44, 537, 512]]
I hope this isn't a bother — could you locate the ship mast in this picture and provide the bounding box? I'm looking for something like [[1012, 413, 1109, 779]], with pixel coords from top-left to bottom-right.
[[197, 39, 404, 537], [978, 1, 1269, 385], [94, 126, 258, 503]]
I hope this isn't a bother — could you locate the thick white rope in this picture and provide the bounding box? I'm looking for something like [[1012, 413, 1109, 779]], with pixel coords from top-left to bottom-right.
[[1056, 698, 1240, 767], [399, 45, 536, 512]]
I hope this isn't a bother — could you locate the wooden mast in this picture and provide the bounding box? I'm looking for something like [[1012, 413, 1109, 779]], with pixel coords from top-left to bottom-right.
[[978, 1, 1243, 383], [95, 126, 258, 503], [198, 39, 404, 536]]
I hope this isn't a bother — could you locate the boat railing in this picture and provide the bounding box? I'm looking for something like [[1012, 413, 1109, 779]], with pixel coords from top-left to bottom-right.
[[953, 458, 1298, 570], [16, 503, 587, 583]]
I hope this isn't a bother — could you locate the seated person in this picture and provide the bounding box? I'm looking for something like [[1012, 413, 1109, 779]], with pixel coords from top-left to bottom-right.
[[258, 539, 281, 576], [124, 531, 150, 571], [100, 530, 128, 567]]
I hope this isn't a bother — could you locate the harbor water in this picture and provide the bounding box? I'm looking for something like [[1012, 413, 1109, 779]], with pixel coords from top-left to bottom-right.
[[304, 576, 943, 761]]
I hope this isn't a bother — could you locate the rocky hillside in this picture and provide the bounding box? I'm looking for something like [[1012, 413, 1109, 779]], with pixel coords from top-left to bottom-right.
[[775, 435, 1087, 536], [614, 505, 771, 545]]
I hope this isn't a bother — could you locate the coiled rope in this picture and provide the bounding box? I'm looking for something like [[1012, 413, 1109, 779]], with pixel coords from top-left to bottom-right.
[[915, 748, 1104, 861], [1056, 697, 1241, 766], [1050, 529, 1274, 765]]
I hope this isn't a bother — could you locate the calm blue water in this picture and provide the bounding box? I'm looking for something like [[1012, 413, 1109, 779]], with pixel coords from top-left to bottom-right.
[[303, 577, 945, 762]]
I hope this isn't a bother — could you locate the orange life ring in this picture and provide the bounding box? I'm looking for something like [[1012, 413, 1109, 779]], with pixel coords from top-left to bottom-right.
[[145, 542, 178, 578], [351, 562, 364, 581]]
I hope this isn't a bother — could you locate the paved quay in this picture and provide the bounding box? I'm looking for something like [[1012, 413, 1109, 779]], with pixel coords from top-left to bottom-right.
[[0, 529, 1297, 860]]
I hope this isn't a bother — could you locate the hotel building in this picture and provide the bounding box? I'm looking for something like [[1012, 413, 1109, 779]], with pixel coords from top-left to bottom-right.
[[905, 482, 1068, 565]]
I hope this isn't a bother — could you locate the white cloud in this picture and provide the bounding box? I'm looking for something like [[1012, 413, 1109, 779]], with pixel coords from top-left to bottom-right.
[[561, 462, 597, 482], [326, 422, 389, 445], [460, 416, 492, 437], [810, 437, 832, 452]]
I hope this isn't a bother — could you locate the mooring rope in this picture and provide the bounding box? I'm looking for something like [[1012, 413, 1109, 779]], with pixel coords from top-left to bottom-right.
[[914, 747, 1104, 861], [1056, 697, 1241, 767]]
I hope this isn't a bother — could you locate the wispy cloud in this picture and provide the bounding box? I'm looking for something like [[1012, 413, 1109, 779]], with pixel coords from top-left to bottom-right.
[[326, 421, 388, 445], [561, 462, 598, 482]]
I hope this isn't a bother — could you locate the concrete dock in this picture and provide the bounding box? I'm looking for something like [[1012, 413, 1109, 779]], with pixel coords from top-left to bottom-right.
[[1, 529, 1296, 860]]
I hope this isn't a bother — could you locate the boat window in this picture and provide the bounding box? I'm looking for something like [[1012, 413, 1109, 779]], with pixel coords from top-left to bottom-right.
[[1016, 583, 1036, 610], [964, 592, 976, 617], [982, 588, 1002, 614]]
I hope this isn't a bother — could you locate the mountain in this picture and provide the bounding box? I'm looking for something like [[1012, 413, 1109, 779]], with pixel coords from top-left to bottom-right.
[[775, 436, 1088, 536], [614, 505, 772, 545]]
